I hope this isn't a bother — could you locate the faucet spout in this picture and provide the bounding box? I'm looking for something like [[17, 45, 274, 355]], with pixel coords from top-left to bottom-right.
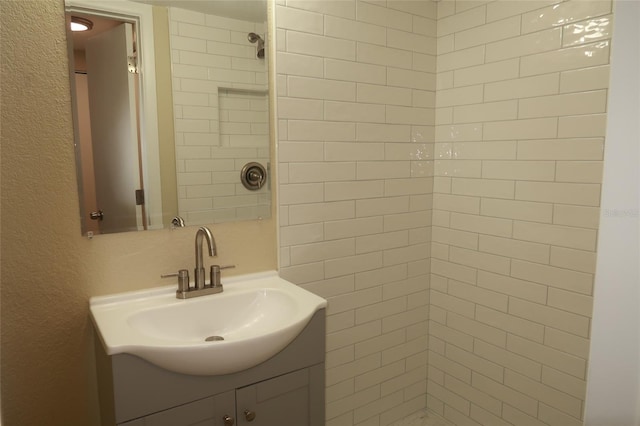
[[195, 226, 217, 289]]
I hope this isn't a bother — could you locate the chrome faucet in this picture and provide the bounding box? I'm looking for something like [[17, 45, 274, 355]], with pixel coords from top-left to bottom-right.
[[195, 226, 217, 289], [161, 226, 235, 299]]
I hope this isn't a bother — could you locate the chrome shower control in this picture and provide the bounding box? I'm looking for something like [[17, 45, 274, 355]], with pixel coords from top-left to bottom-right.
[[240, 162, 267, 190]]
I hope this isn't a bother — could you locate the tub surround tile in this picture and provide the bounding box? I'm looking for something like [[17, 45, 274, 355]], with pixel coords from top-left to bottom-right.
[[429, 0, 609, 425], [276, 0, 610, 424]]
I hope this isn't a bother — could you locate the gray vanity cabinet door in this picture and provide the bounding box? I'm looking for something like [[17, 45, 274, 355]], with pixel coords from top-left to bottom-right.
[[119, 391, 235, 426], [235, 369, 311, 426]]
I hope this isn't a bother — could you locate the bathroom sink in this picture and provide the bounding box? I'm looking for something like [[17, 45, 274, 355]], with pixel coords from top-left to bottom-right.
[[89, 271, 326, 376]]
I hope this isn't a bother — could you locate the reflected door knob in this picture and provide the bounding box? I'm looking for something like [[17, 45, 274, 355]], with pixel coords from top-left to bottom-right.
[[222, 415, 234, 426], [89, 210, 104, 221], [244, 410, 256, 422]]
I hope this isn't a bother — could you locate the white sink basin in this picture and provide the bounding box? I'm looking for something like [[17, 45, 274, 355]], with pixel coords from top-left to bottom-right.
[[90, 271, 326, 376]]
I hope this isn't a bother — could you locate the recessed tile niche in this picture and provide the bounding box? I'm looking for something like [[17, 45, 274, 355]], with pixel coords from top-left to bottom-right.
[[218, 87, 269, 149]]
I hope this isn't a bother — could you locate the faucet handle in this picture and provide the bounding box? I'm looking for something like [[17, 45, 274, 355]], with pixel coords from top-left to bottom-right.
[[210, 265, 236, 288], [161, 269, 190, 293]]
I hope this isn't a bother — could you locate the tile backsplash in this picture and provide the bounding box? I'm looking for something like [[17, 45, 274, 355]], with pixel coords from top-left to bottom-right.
[[273, 0, 611, 425]]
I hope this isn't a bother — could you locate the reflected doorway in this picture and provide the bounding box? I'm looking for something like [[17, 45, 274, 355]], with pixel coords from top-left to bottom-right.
[[67, 12, 147, 234]]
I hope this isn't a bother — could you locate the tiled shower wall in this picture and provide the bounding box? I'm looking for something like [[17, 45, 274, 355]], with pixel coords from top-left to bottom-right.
[[275, 1, 436, 424], [429, 1, 610, 426], [169, 8, 271, 224], [274, 0, 611, 425]]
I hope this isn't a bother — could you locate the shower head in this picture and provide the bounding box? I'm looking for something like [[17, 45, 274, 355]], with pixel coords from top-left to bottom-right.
[[247, 32, 263, 44], [247, 32, 265, 59]]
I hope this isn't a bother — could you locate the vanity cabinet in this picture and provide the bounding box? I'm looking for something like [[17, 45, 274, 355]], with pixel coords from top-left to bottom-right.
[[119, 391, 234, 426], [120, 367, 316, 426], [235, 368, 313, 425], [95, 310, 325, 426]]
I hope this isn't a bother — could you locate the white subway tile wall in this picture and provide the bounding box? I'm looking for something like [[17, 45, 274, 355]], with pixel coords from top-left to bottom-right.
[[273, 0, 611, 425], [276, 1, 436, 424], [430, 1, 610, 426], [169, 8, 270, 224]]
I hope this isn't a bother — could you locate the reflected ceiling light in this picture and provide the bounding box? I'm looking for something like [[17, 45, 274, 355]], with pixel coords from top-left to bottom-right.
[[71, 17, 93, 32]]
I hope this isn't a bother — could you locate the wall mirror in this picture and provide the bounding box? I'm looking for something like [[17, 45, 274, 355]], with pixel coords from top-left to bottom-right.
[[65, 0, 271, 236]]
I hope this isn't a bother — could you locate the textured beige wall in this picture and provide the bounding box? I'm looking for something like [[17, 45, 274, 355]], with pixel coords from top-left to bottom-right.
[[0, 1, 276, 425]]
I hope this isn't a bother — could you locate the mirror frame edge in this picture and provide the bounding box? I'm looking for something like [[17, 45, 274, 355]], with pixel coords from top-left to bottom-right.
[[267, 0, 280, 268]]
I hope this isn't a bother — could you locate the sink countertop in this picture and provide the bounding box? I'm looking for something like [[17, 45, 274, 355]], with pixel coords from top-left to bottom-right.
[[90, 270, 327, 376]]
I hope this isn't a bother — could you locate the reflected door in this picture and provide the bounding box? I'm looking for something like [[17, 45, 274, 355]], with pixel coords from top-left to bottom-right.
[[86, 22, 144, 233]]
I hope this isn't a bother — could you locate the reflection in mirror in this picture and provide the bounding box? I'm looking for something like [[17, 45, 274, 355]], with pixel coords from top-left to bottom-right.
[[65, 0, 271, 236], [168, 5, 270, 225]]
